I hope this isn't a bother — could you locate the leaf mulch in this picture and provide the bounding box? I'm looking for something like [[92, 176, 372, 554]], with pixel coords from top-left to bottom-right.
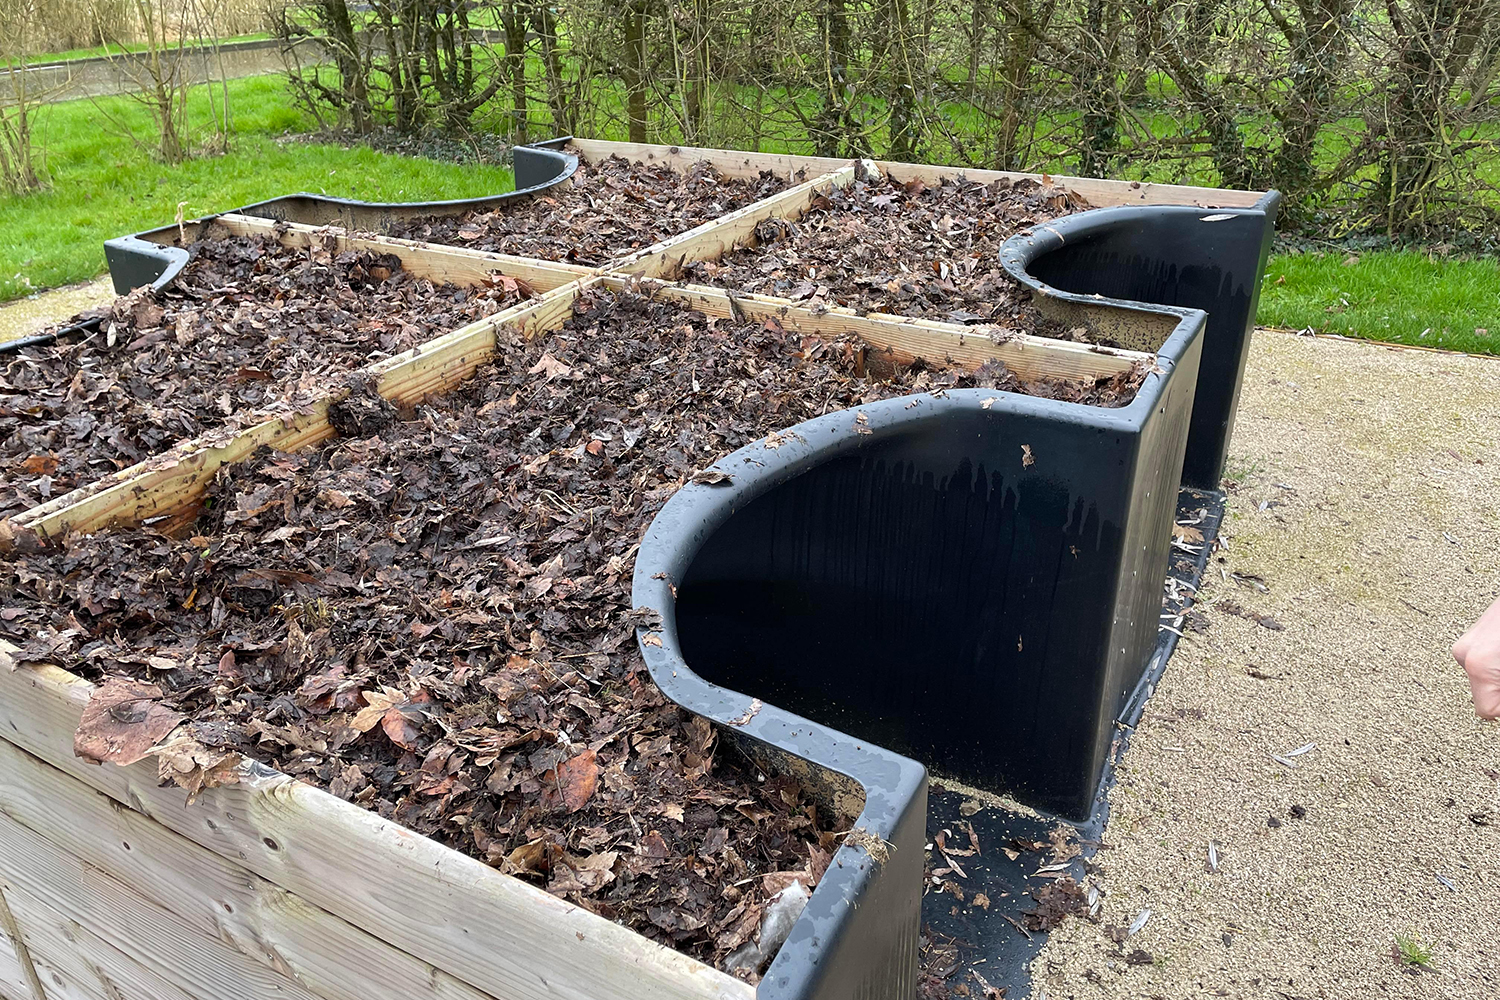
[[2, 286, 1145, 974], [383, 154, 791, 265], [0, 230, 532, 520], [687, 172, 1093, 339]]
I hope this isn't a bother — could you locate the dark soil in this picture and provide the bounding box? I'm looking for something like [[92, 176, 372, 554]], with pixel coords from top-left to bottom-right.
[[0, 232, 531, 520], [383, 154, 792, 265], [2, 287, 1146, 973], [687, 172, 1091, 337]]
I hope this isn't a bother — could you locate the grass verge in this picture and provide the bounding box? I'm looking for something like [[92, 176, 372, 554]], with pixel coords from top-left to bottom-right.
[[0, 75, 514, 302], [1258, 249, 1500, 355]]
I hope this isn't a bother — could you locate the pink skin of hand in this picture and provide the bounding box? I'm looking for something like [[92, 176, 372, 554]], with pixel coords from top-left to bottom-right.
[[1453, 595, 1500, 720]]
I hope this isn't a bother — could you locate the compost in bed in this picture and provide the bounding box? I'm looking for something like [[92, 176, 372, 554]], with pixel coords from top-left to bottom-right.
[[383, 154, 791, 264], [1, 285, 1147, 974], [0, 231, 531, 520], [690, 171, 1092, 335]]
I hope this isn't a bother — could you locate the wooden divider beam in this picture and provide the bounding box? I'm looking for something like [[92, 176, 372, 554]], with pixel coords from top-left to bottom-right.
[[208, 214, 592, 293], [0, 651, 752, 1000], [632, 279, 1150, 383], [11, 279, 593, 540], [613, 167, 855, 280], [567, 138, 1268, 209]]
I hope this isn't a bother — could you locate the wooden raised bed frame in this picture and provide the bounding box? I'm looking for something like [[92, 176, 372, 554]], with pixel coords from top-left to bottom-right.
[[0, 138, 1259, 1000]]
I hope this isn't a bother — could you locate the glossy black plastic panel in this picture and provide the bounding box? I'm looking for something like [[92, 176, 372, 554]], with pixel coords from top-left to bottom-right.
[[1001, 195, 1280, 488], [634, 297, 1205, 999]]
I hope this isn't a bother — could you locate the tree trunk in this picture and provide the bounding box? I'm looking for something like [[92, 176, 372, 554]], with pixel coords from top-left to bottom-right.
[[622, 0, 649, 142], [885, 0, 918, 160], [533, 2, 570, 134], [502, 2, 529, 141], [813, 0, 852, 156]]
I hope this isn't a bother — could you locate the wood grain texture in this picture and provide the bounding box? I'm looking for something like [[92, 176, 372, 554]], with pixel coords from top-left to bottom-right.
[[1, 880, 199, 1000], [0, 739, 505, 1000], [0, 895, 102, 1000], [0, 809, 324, 1000], [0, 651, 753, 1000], [566, 138, 1268, 209], [629, 279, 1148, 382]]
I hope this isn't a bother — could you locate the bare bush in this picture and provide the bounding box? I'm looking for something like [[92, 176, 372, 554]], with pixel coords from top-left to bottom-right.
[[270, 0, 1500, 236], [91, 0, 235, 163], [0, 1, 54, 194]]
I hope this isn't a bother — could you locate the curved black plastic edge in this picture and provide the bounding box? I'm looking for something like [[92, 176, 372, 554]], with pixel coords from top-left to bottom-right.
[[632, 296, 1205, 1000], [106, 143, 578, 297], [1000, 193, 1281, 489], [0, 143, 578, 356]]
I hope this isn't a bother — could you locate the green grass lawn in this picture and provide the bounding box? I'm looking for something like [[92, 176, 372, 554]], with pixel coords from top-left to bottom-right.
[[0, 75, 514, 302], [1258, 250, 1500, 355]]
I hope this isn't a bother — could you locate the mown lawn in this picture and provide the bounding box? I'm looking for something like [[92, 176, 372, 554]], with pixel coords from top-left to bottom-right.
[[1258, 250, 1500, 355], [0, 75, 514, 302]]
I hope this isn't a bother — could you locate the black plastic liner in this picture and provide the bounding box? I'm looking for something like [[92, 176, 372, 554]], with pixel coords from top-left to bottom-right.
[[633, 293, 1207, 998], [1000, 196, 1281, 489]]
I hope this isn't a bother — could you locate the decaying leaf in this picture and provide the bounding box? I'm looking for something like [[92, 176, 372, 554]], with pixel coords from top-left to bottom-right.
[[152, 733, 243, 803], [74, 678, 185, 766], [540, 748, 599, 813]]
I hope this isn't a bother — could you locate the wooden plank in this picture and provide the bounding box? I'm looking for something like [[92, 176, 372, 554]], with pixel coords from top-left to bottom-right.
[[612, 167, 855, 280], [0, 739, 505, 1000], [0, 896, 101, 1000], [0, 893, 44, 1000], [0, 809, 328, 1000], [0, 653, 750, 1000], [2, 882, 197, 1000], [567, 138, 1267, 209], [207, 214, 592, 293], [630, 279, 1150, 383], [10, 279, 592, 540], [0, 922, 25, 1000]]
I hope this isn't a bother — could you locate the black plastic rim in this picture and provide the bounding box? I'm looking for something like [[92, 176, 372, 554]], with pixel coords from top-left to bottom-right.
[[633, 288, 1206, 998]]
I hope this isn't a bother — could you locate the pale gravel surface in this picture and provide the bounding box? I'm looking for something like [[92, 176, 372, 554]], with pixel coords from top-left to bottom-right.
[[0, 277, 113, 345], [1030, 329, 1500, 999]]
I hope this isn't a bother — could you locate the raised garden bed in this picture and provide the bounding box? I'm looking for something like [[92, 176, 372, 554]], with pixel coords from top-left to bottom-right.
[[685, 170, 1089, 334], [0, 232, 537, 520], [384, 154, 792, 266], [1, 283, 1153, 977], [0, 138, 1278, 1000]]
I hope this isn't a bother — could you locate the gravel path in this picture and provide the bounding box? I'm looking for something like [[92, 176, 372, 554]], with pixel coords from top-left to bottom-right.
[[1029, 330, 1500, 998], [0, 278, 113, 346]]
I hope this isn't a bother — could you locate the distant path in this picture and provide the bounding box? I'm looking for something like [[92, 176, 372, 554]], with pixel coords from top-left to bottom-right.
[[1, 38, 319, 104], [4, 30, 505, 105]]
